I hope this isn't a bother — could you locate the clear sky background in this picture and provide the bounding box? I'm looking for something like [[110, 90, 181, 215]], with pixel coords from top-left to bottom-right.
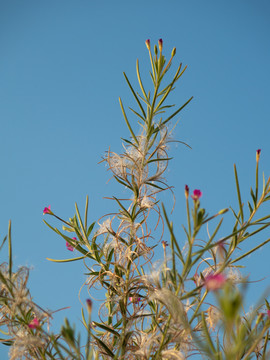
[[0, 0, 270, 357]]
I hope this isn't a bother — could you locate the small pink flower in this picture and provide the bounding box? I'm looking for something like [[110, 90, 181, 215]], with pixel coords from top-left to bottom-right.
[[267, 309, 270, 319], [256, 149, 261, 162], [66, 237, 77, 251], [43, 205, 52, 215], [145, 39, 150, 50], [161, 240, 169, 248], [129, 296, 141, 304], [191, 189, 202, 201], [205, 273, 226, 291], [28, 317, 40, 329]]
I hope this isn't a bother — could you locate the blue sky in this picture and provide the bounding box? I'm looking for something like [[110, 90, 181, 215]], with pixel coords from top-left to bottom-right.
[[0, 0, 270, 357]]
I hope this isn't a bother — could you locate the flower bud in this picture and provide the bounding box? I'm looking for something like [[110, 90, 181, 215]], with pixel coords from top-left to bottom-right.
[[86, 299, 92, 314], [185, 185, 189, 199], [218, 208, 228, 215], [158, 38, 163, 52], [256, 149, 261, 162], [171, 47, 176, 57], [145, 39, 150, 50]]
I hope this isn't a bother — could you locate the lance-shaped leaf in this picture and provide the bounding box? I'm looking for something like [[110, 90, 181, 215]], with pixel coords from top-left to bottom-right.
[[123, 72, 146, 119], [119, 97, 139, 145]]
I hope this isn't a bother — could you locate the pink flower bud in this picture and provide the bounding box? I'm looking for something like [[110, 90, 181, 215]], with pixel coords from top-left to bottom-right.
[[145, 39, 150, 50], [86, 299, 92, 313], [158, 38, 163, 52], [256, 149, 261, 162], [185, 185, 189, 199]]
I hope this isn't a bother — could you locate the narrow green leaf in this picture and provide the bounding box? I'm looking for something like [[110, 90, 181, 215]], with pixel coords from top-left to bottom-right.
[[154, 63, 182, 113], [147, 157, 172, 164], [81, 308, 88, 329], [129, 107, 145, 122], [231, 237, 270, 264], [92, 335, 114, 357], [75, 203, 88, 242], [161, 96, 193, 126], [46, 256, 85, 263], [113, 196, 132, 219], [119, 97, 139, 145], [114, 176, 132, 190], [123, 72, 146, 118], [136, 59, 148, 101], [84, 195, 89, 233], [162, 204, 184, 265], [87, 222, 95, 238], [234, 164, 244, 223], [247, 201, 253, 215], [8, 220, 12, 278], [0, 235, 7, 252], [92, 241, 101, 263], [201, 311, 217, 353], [92, 322, 120, 337]]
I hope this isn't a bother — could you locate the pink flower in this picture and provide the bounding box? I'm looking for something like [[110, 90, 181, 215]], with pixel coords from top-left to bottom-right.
[[267, 309, 270, 319], [66, 237, 77, 251], [145, 39, 150, 50], [129, 296, 141, 304], [161, 240, 169, 248], [191, 189, 202, 201], [256, 149, 261, 162], [28, 317, 40, 329], [205, 273, 226, 291], [43, 205, 52, 215]]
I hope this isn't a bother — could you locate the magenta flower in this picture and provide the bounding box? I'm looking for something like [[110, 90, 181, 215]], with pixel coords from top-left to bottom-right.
[[205, 273, 226, 291], [28, 317, 40, 329], [191, 189, 202, 201], [66, 237, 77, 251], [267, 309, 270, 319], [145, 39, 150, 50], [161, 240, 169, 248], [43, 205, 52, 215]]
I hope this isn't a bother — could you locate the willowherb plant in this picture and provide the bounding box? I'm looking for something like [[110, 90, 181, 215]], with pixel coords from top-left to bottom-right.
[[1, 39, 270, 360]]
